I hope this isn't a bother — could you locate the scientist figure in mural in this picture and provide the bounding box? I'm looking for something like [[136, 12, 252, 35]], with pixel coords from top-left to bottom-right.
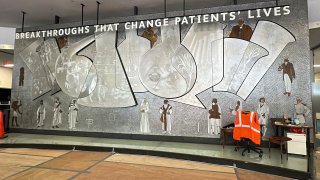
[[52, 97, 62, 128], [160, 99, 173, 134], [294, 97, 310, 124], [257, 97, 269, 136], [208, 98, 222, 135], [68, 99, 78, 130], [229, 19, 253, 41], [230, 100, 242, 115], [11, 97, 22, 127], [278, 58, 295, 96], [140, 99, 150, 133], [36, 100, 46, 127]]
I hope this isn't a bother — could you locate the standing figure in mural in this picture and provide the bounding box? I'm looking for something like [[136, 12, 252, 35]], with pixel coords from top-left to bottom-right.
[[52, 97, 62, 128], [294, 97, 310, 124], [229, 19, 253, 41], [11, 97, 22, 127], [208, 98, 222, 135], [257, 97, 269, 136], [19, 67, 24, 86], [278, 58, 295, 96], [68, 99, 78, 130], [36, 100, 46, 127], [160, 99, 173, 134], [230, 100, 242, 115], [142, 27, 158, 47], [140, 99, 150, 133]]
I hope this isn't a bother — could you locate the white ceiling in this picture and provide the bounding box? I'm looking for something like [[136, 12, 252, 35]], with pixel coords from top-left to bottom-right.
[[0, 0, 318, 28]]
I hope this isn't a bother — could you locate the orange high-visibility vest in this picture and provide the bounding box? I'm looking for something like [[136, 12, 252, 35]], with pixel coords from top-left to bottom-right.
[[233, 111, 261, 145]]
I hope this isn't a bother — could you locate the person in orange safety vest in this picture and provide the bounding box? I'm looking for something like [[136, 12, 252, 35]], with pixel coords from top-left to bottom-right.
[[233, 110, 261, 145]]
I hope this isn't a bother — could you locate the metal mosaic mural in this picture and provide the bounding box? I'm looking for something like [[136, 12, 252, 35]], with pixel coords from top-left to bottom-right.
[[11, 0, 312, 140]]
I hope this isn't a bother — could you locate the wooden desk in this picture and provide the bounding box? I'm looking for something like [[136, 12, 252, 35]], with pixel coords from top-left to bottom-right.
[[220, 128, 234, 148], [270, 118, 313, 172]]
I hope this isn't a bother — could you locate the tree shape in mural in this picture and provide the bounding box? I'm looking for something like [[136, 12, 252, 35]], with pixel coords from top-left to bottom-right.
[[237, 21, 296, 100], [213, 38, 268, 92], [139, 20, 197, 98], [77, 31, 136, 107], [116, 29, 151, 92], [18, 39, 52, 99], [55, 35, 98, 98], [171, 21, 226, 108]]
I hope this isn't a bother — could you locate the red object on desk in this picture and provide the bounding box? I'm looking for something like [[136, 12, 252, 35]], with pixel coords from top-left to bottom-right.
[[289, 127, 304, 134]]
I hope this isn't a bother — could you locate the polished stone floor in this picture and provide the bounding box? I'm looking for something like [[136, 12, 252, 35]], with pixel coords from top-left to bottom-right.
[[0, 133, 308, 172], [0, 148, 290, 179]]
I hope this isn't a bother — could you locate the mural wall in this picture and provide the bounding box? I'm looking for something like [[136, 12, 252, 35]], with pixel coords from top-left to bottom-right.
[[11, 0, 312, 139]]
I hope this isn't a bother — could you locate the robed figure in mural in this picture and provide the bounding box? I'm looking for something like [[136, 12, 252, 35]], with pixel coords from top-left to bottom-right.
[[140, 99, 150, 133], [68, 99, 78, 130], [52, 97, 62, 128], [36, 100, 46, 127], [278, 58, 295, 96], [11, 97, 22, 127], [257, 97, 269, 136], [294, 97, 310, 124], [229, 19, 253, 41], [160, 99, 173, 134], [208, 98, 222, 135]]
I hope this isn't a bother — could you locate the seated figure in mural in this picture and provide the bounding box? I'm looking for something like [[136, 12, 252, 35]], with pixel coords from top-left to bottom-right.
[[278, 58, 295, 96], [257, 97, 269, 137], [229, 19, 253, 41], [140, 99, 150, 134], [208, 98, 222, 135], [52, 97, 62, 128], [11, 97, 22, 127], [36, 100, 46, 127], [68, 99, 78, 130], [294, 97, 310, 124], [160, 99, 173, 134]]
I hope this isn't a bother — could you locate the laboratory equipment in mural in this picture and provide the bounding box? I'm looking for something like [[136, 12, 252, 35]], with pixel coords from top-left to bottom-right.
[[18, 39, 52, 99], [77, 31, 136, 107], [55, 35, 98, 98], [139, 20, 197, 98], [237, 21, 296, 99], [116, 29, 151, 92], [172, 22, 225, 108]]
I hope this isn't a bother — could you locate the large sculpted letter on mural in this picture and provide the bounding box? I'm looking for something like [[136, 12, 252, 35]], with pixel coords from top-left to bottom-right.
[[77, 31, 136, 107], [172, 22, 225, 108], [139, 20, 197, 98], [116, 29, 150, 92], [18, 39, 52, 99], [55, 36, 98, 98], [237, 21, 295, 99]]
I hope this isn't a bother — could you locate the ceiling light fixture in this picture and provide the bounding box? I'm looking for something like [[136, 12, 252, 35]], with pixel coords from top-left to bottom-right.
[[4, 64, 14, 68], [314, 65, 320, 67]]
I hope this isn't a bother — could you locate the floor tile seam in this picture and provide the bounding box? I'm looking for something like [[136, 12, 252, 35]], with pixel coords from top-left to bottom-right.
[[0, 151, 61, 158], [68, 153, 115, 180], [20, 166, 89, 173], [2, 150, 73, 179], [101, 160, 236, 175]]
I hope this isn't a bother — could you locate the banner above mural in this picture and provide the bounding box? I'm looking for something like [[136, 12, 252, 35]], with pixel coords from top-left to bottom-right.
[[15, 6, 291, 40]]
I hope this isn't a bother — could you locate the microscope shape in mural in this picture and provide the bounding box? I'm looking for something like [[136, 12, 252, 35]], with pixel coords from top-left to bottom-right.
[[77, 31, 136, 107], [214, 38, 268, 92], [116, 29, 151, 92], [55, 35, 98, 98], [139, 20, 197, 99], [172, 22, 225, 108], [237, 20, 296, 100], [228, 42, 269, 93], [18, 39, 52, 99]]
